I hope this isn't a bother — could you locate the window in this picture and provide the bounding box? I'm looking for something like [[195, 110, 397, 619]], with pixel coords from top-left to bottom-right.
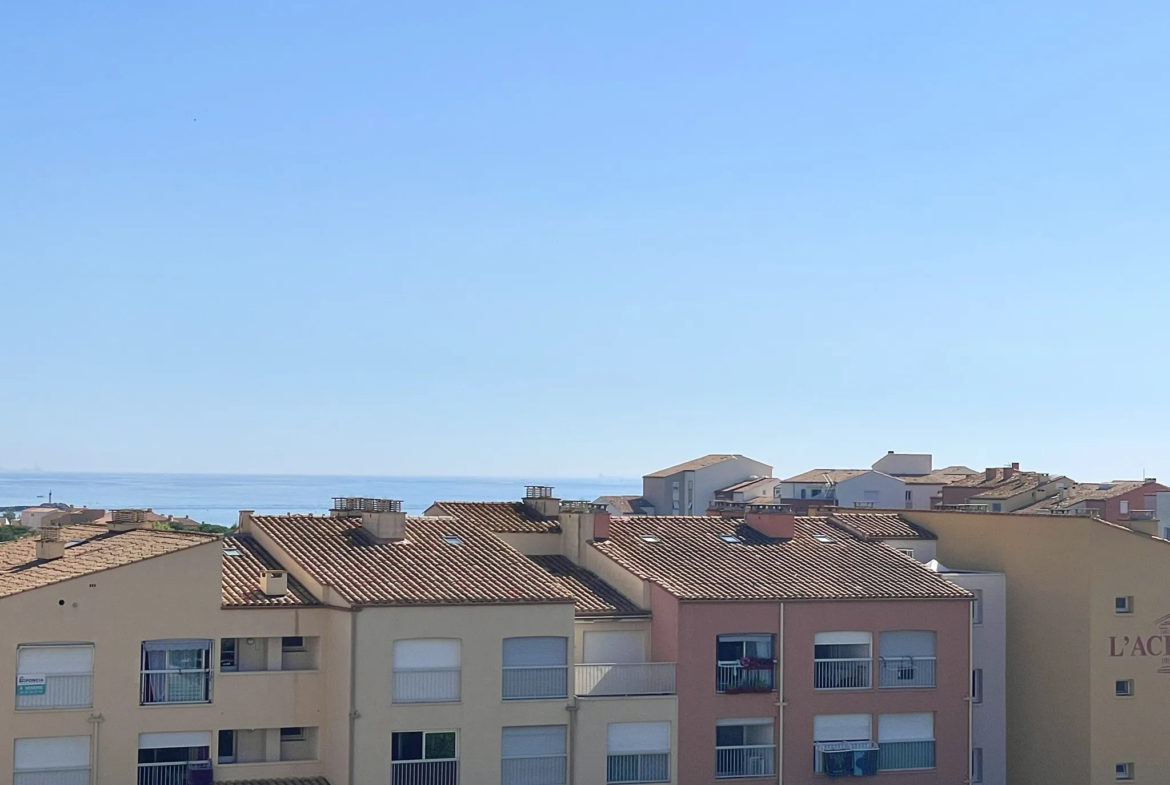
[[718, 534, 743, 544], [281, 636, 306, 652], [138, 731, 212, 783], [991, 503, 1002, 512], [801, 489, 807, 499], [217, 730, 236, 764], [16, 644, 94, 710], [140, 639, 213, 705], [716, 634, 774, 693], [223, 547, 242, 556], [501, 726, 566, 785], [971, 748, 983, 783], [896, 548, 915, 558], [442, 535, 462, 545], [1116, 679, 1134, 697], [14, 736, 90, 784], [972, 590, 984, 625], [811, 489, 822, 498], [687, 480, 694, 514], [392, 731, 457, 785], [972, 669, 984, 703], [394, 639, 461, 703], [879, 631, 935, 688], [814, 632, 871, 690], [280, 727, 305, 742], [715, 719, 774, 778], [583, 631, 644, 664], [1116, 596, 1134, 614], [502, 637, 568, 700], [813, 715, 874, 774], [877, 713, 935, 771], [607, 722, 670, 783], [1116, 762, 1134, 780], [1121, 500, 1130, 515], [220, 638, 238, 671]]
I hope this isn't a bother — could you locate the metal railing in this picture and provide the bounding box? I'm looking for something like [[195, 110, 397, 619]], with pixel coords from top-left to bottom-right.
[[878, 740, 935, 771], [879, 657, 936, 687], [937, 504, 990, 512], [501, 754, 567, 785], [576, 663, 675, 696], [1040, 507, 1099, 517], [716, 663, 774, 693], [391, 760, 458, 785], [502, 666, 569, 700], [715, 745, 775, 778], [14, 769, 90, 785], [852, 501, 876, 508], [1126, 510, 1157, 521], [607, 752, 669, 783], [814, 742, 878, 774], [137, 761, 211, 785], [814, 658, 871, 690], [139, 669, 212, 704], [393, 668, 461, 703], [15, 673, 92, 709]]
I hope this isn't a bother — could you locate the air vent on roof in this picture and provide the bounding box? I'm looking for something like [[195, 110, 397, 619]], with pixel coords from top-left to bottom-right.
[[259, 569, 288, 597], [525, 486, 556, 499]]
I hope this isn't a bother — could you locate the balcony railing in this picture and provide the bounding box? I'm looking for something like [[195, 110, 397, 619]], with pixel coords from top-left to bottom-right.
[[1125, 510, 1157, 521], [502, 666, 569, 700], [501, 754, 567, 785], [391, 760, 458, 785], [814, 742, 879, 774], [716, 663, 774, 694], [852, 501, 876, 508], [393, 668, 461, 703], [607, 752, 669, 783], [878, 740, 935, 771], [937, 504, 990, 512], [137, 761, 211, 785], [576, 663, 675, 697], [140, 669, 212, 704], [14, 769, 90, 785], [715, 745, 775, 778], [814, 658, 871, 690], [15, 673, 92, 709], [879, 657, 936, 688]]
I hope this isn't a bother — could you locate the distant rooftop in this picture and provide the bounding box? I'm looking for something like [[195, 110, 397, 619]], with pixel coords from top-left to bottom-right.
[[782, 469, 871, 484], [221, 534, 319, 608], [829, 512, 936, 541], [645, 454, 751, 478], [527, 555, 646, 618], [427, 501, 561, 534]]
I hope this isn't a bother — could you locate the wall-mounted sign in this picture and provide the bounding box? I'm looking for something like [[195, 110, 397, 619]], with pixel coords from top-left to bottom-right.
[[16, 674, 46, 696], [1109, 614, 1170, 673]]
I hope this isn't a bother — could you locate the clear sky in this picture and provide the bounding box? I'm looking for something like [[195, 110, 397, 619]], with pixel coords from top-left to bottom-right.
[[3, 2, 1169, 481]]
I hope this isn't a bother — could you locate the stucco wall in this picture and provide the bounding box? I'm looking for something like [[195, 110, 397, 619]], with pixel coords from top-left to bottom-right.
[[833, 472, 908, 511]]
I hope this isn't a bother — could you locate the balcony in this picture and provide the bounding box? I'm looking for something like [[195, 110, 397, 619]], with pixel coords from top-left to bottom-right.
[[878, 740, 935, 771], [576, 663, 675, 697], [502, 666, 569, 700], [393, 668, 461, 703], [851, 501, 876, 509], [501, 754, 567, 785], [16, 673, 92, 710], [140, 670, 212, 705], [716, 662, 774, 694], [715, 746, 775, 779], [1125, 510, 1157, 521], [13, 770, 89, 785], [137, 760, 211, 785], [391, 760, 458, 785], [879, 657, 936, 688], [607, 753, 669, 783], [814, 658, 871, 690]]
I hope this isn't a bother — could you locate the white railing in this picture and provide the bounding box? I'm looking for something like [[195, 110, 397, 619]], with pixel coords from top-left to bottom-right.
[[393, 668, 461, 703], [140, 669, 212, 704], [814, 658, 871, 689], [576, 663, 675, 696], [501, 754, 567, 785], [391, 759, 458, 785], [814, 741, 878, 774], [15, 673, 92, 709], [137, 761, 211, 785], [852, 501, 876, 508], [607, 752, 669, 783], [879, 657, 936, 687], [14, 769, 90, 785], [715, 663, 774, 693], [502, 666, 569, 700], [878, 740, 935, 771], [715, 745, 775, 778], [1126, 510, 1157, 521]]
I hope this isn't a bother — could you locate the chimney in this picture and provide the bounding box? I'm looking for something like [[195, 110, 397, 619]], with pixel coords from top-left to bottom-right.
[[35, 524, 65, 561], [1002, 465, 1015, 480], [238, 510, 255, 531], [259, 569, 288, 597], [108, 509, 151, 532], [524, 486, 560, 517], [1011, 462, 1020, 470], [593, 509, 611, 541], [745, 503, 796, 539], [984, 467, 998, 482], [331, 498, 406, 543]]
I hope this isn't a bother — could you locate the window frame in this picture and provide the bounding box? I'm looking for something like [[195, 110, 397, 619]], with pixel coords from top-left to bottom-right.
[[1116, 762, 1134, 780], [281, 636, 307, 653], [1115, 679, 1134, 698], [1115, 596, 1134, 614], [391, 730, 458, 763]]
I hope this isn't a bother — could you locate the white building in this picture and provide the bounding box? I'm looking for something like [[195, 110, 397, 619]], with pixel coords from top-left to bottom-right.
[[778, 453, 976, 511], [640, 454, 771, 516]]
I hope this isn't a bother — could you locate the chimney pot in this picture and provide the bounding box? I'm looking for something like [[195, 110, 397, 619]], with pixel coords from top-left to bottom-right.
[[524, 486, 560, 517], [259, 569, 288, 597], [985, 467, 998, 482], [1011, 462, 1020, 470]]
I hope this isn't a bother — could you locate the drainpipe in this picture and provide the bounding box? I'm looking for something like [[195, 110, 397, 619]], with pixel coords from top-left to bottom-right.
[[967, 601, 974, 785], [566, 696, 579, 785], [348, 609, 361, 785], [88, 713, 104, 785], [776, 603, 785, 784]]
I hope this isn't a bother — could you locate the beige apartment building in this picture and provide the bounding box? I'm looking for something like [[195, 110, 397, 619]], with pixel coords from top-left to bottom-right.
[[0, 500, 678, 785]]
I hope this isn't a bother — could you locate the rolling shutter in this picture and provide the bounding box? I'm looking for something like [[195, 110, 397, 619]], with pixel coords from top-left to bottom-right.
[[501, 725, 566, 757], [394, 640, 460, 669], [607, 722, 670, 754], [814, 715, 871, 742], [14, 737, 90, 771], [878, 713, 933, 741], [503, 637, 567, 667], [17, 646, 93, 674], [583, 632, 643, 664]]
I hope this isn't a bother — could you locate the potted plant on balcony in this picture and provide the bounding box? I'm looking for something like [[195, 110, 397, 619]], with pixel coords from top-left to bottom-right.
[[724, 656, 775, 693]]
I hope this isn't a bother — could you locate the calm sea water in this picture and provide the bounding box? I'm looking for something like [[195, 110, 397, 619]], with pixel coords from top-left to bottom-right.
[[0, 472, 640, 527]]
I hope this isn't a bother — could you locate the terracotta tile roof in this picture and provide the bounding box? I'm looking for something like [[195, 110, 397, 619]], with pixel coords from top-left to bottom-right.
[[953, 470, 1068, 500], [899, 467, 978, 485], [0, 524, 216, 600], [1013, 480, 1168, 514], [215, 778, 330, 785], [645, 454, 744, 478], [782, 469, 871, 484], [595, 496, 640, 514], [427, 501, 560, 533], [592, 515, 968, 601], [717, 477, 776, 494], [829, 513, 935, 541], [221, 535, 320, 607], [527, 555, 646, 617], [250, 514, 574, 607]]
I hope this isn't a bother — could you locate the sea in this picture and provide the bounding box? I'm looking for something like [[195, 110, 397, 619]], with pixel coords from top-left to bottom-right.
[[0, 472, 641, 527]]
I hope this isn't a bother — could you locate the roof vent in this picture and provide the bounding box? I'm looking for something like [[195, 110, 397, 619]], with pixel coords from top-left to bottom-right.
[[332, 497, 407, 543], [525, 486, 556, 499], [34, 523, 65, 561], [259, 569, 288, 597], [523, 486, 560, 517], [108, 508, 152, 532]]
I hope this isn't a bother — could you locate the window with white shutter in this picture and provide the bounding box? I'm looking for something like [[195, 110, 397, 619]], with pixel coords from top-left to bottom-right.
[[607, 723, 669, 783], [501, 726, 567, 785], [16, 644, 94, 710], [878, 631, 936, 688], [502, 638, 568, 700], [813, 714, 875, 775], [393, 639, 460, 703], [14, 736, 90, 785], [877, 713, 935, 771]]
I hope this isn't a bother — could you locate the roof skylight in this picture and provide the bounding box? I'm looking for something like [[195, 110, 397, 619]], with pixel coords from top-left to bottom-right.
[[640, 534, 661, 543], [814, 534, 836, 544], [442, 535, 463, 546], [223, 547, 242, 557], [718, 534, 744, 544]]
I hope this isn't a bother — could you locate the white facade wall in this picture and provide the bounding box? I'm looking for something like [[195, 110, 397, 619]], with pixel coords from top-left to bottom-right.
[[643, 457, 771, 516], [872, 453, 933, 476], [905, 483, 943, 510], [883, 539, 937, 563], [832, 471, 908, 510]]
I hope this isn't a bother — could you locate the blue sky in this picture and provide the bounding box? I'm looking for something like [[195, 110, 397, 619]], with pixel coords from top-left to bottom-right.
[[2, 1, 1169, 480]]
